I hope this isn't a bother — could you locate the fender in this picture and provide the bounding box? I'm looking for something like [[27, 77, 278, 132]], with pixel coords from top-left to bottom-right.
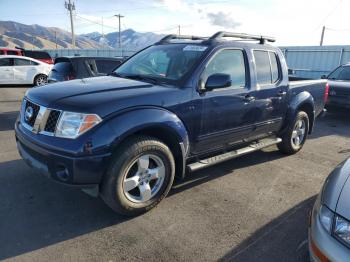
[[106, 107, 190, 178], [280, 91, 315, 135]]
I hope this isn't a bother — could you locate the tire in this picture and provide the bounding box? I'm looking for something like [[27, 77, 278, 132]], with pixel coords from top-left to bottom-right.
[[278, 111, 309, 155], [33, 74, 47, 86], [100, 136, 175, 216]]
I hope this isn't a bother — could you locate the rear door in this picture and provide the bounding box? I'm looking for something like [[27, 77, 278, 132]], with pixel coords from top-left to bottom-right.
[[250, 50, 287, 135], [0, 58, 14, 84], [194, 48, 257, 153], [13, 58, 38, 84]]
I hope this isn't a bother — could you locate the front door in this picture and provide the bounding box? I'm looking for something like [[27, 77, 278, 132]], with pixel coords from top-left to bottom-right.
[[0, 58, 14, 84], [194, 49, 257, 154]]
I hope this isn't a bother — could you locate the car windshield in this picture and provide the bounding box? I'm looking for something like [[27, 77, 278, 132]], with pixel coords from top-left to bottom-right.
[[328, 66, 350, 80], [113, 44, 208, 84]]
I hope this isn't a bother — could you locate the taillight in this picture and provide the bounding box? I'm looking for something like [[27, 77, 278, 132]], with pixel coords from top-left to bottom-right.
[[324, 83, 329, 103], [66, 74, 75, 80]]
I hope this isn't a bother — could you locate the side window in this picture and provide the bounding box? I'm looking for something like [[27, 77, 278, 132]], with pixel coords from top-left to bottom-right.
[[203, 49, 246, 88], [0, 58, 12, 66], [337, 66, 350, 80], [254, 50, 281, 85], [30, 60, 39, 66], [0, 50, 4, 55], [254, 51, 271, 84], [269, 52, 280, 83], [14, 59, 32, 66]]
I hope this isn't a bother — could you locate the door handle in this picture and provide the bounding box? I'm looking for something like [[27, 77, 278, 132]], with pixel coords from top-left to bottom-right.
[[243, 95, 255, 103], [277, 90, 287, 97]]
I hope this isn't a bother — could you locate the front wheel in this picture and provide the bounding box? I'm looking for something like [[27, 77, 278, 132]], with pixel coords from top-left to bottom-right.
[[100, 136, 175, 216], [278, 111, 309, 155]]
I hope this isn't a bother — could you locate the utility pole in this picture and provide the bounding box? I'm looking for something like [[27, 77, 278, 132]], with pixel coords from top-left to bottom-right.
[[320, 26, 326, 46], [114, 14, 124, 49], [178, 25, 181, 35], [65, 0, 76, 48], [55, 31, 58, 49]]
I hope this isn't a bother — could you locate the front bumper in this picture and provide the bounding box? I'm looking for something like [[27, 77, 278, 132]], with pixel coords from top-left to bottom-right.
[[15, 121, 111, 187], [309, 200, 350, 262]]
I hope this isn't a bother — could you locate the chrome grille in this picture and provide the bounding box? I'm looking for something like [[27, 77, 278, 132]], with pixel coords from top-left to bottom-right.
[[24, 100, 40, 127], [44, 110, 61, 133], [21, 99, 61, 136]]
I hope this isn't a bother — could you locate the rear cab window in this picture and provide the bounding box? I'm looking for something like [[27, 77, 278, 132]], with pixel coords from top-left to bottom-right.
[[253, 50, 281, 86], [328, 66, 350, 81]]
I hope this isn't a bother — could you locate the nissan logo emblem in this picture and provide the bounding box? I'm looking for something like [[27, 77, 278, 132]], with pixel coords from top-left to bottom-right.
[[25, 106, 34, 122]]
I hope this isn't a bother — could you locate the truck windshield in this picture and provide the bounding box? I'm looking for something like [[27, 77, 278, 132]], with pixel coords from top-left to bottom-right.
[[328, 66, 350, 80], [113, 44, 208, 84]]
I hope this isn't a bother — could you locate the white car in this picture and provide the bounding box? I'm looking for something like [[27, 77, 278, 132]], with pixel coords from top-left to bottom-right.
[[0, 55, 53, 86]]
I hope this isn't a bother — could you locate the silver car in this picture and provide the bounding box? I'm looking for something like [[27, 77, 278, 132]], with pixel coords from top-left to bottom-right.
[[309, 158, 350, 261]]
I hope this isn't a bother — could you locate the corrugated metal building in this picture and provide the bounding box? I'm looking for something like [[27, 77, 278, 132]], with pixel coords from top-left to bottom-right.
[[280, 45, 350, 79]]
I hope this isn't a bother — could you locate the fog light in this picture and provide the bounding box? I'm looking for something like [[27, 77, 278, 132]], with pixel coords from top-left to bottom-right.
[[55, 165, 70, 181]]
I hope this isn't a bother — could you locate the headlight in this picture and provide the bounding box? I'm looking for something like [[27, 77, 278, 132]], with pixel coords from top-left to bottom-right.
[[334, 215, 350, 247], [319, 205, 334, 233], [55, 112, 102, 139]]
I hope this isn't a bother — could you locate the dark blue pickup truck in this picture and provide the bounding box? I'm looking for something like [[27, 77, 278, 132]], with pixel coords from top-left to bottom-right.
[[15, 32, 328, 216]]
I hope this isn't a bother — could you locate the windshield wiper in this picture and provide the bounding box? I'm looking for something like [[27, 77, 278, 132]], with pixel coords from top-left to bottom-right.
[[117, 73, 161, 84]]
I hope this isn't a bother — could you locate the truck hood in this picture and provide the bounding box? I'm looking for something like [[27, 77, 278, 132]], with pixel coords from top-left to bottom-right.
[[322, 158, 350, 213], [26, 76, 184, 117], [335, 159, 350, 219]]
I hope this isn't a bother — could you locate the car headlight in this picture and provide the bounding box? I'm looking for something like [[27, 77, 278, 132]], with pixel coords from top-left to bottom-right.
[[334, 215, 350, 247], [319, 204, 334, 233], [55, 112, 102, 139]]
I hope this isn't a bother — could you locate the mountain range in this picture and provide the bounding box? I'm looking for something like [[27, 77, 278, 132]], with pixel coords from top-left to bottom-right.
[[0, 21, 164, 50]]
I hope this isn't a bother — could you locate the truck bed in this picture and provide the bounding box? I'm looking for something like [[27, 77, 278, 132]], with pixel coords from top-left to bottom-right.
[[289, 79, 327, 117]]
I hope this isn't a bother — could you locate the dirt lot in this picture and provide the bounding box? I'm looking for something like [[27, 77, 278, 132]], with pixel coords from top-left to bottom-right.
[[1, 86, 349, 262]]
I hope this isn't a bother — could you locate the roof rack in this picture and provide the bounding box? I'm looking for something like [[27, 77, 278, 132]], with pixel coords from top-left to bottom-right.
[[209, 31, 276, 44], [155, 31, 276, 45], [156, 34, 208, 44]]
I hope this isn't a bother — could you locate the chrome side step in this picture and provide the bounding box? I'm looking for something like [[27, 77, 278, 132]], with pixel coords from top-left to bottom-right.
[[187, 137, 282, 172]]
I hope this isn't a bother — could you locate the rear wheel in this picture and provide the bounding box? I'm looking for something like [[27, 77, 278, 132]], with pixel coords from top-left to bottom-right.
[[34, 74, 47, 86], [278, 111, 309, 154], [100, 136, 175, 216]]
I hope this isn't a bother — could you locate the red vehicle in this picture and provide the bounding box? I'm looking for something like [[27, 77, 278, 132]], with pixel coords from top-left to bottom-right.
[[0, 48, 22, 56], [0, 48, 54, 64]]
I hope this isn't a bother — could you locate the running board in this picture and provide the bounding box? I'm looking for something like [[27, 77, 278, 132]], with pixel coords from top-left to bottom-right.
[[187, 137, 282, 172]]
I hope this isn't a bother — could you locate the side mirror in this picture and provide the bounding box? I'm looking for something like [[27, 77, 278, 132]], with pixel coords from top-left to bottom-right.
[[321, 74, 327, 79], [204, 73, 232, 91]]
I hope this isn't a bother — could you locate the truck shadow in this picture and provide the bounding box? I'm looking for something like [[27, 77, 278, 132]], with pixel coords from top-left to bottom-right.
[[220, 196, 316, 262], [310, 110, 350, 140], [0, 149, 286, 260]]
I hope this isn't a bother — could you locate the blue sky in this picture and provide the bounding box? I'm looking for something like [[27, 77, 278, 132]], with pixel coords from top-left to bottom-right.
[[1, 0, 350, 45]]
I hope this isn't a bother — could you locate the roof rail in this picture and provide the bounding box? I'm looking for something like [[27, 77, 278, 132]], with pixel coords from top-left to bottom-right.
[[156, 34, 208, 44], [209, 31, 276, 44]]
